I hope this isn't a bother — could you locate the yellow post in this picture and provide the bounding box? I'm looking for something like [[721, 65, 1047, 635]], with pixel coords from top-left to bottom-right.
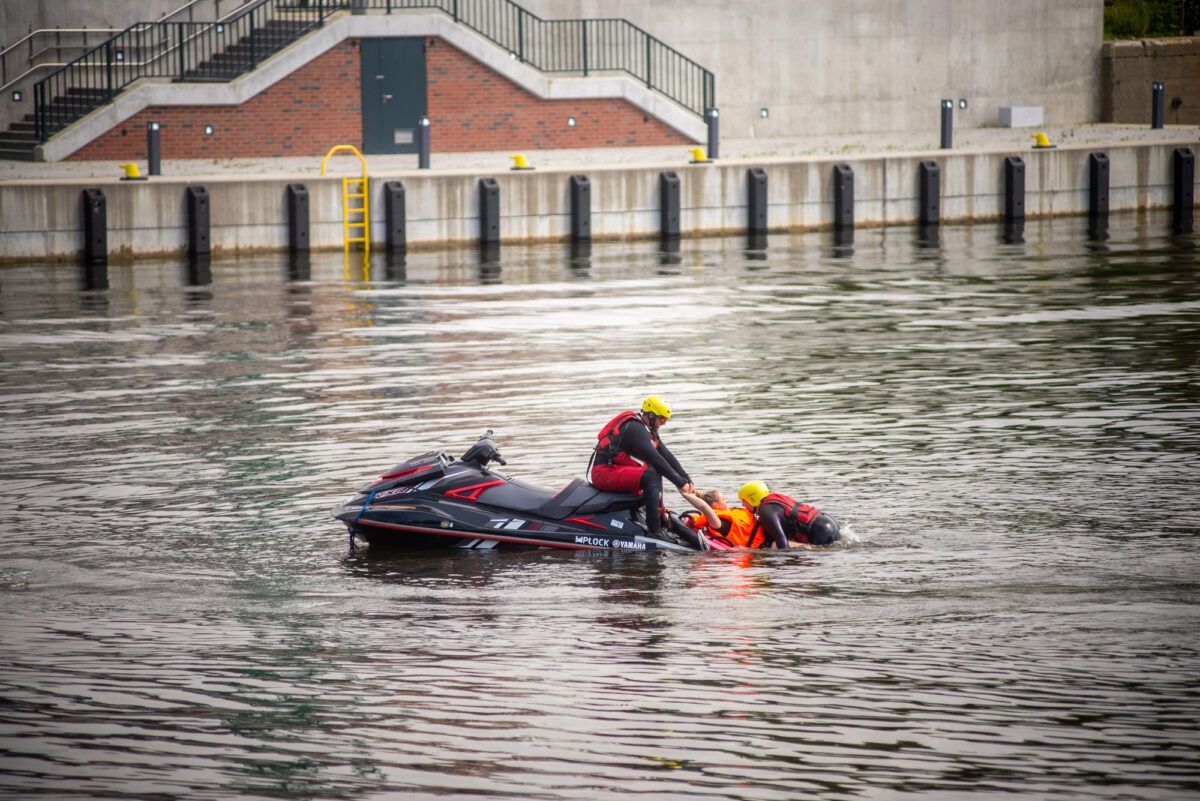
[[1031, 132, 1055, 149], [321, 145, 370, 258], [118, 162, 147, 180]]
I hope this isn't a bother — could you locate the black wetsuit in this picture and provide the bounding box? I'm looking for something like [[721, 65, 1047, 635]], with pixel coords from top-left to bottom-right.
[[595, 419, 690, 536], [757, 503, 840, 547]]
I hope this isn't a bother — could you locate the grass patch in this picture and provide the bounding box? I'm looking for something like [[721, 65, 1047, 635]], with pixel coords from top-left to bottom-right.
[[1104, 0, 1198, 39]]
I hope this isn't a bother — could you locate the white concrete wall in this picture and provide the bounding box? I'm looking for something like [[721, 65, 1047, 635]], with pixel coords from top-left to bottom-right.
[[524, 0, 1103, 138], [2, 140, 1194, 262], [4, 1, 1103, 150], [2, 0, 1104, 143]]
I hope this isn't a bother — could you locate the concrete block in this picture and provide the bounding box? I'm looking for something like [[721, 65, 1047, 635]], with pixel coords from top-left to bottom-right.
[[999, 106, 1045, 127]]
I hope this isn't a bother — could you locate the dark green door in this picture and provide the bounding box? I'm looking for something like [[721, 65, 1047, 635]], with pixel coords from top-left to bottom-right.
[[361, 38, 427, 154]]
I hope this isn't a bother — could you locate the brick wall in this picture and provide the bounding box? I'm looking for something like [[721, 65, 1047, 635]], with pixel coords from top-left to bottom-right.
[[1101, 38, 1200, 125], [66, 36, 690, 161], [67, 41, 362, 161], [425, 38, 690, 150]]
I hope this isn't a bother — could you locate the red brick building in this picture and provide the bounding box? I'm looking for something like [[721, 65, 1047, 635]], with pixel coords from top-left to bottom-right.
[[67, 37, 690, 162]]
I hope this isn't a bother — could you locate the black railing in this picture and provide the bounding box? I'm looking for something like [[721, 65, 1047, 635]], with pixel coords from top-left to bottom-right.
[[34, 0, 331, 141], [364, 0, 714, 117], [35, 0, 713, 143]]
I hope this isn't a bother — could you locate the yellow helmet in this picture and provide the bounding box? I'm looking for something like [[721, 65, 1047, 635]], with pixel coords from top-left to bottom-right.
[[738, 480, 770, 507], [641, 395, 672, 420]]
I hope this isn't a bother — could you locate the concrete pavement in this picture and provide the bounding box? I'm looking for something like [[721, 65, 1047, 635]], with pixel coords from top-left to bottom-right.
[[1, 123, 1197, 183]]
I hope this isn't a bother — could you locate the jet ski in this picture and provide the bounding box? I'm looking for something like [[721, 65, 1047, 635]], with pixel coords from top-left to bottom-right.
[[332, 432, 704, 553]]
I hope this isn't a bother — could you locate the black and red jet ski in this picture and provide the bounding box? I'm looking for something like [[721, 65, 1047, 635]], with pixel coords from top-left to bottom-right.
[[332, 432, 701, 553]]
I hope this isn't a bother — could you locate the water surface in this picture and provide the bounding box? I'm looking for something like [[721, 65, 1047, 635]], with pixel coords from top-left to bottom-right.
[[1, 214, 1198, 800]]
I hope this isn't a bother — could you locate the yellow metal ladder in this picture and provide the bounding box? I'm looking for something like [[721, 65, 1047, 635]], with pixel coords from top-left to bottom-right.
[[320, 145, 370, 260]]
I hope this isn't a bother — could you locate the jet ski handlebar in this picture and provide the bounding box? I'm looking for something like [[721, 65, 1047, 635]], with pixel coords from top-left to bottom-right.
[[459, 430, 507, 468]]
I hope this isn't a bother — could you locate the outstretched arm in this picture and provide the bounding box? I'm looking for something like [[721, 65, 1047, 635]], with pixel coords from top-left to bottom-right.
[[680, 491, 721, 529], [621, 423, 690, 488], [657, 442, 692, 487]]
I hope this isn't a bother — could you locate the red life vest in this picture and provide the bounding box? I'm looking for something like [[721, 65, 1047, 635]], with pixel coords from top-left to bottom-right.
[[759, 492, 821, 538], [593, 410, 658, 467]]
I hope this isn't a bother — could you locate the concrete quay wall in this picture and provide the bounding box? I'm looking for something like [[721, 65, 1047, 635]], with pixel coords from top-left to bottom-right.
[[1102, 38, 1200, 126], [1, 141, 1196, 263]]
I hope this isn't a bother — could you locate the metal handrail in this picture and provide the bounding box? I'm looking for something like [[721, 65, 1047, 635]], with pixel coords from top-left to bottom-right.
[[0, 28, 119, 62], [31, 0, 712, 144], [33, 0, 333, 141], [4, 33, 200, 95], [0, 1, 219, 75], [3, 63, 72, 96], [160, 0, 260, 24], [160, 0, 223, 24], [2, 2, 257, 88], [1, 28, 120, 88]]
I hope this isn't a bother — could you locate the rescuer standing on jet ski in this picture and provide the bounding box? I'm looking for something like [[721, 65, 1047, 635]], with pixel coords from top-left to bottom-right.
[[590, 396, 694, 538]]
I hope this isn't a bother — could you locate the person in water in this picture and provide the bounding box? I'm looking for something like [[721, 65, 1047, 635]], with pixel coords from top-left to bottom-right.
[[676, 489, 763, 548], [738, 480, 841, 547], [590, 395, 694, 538], [676, 482, 840, 549]]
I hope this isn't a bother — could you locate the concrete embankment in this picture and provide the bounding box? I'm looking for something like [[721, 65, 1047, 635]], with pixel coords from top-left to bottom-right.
[[1, 139, 1196, 263]]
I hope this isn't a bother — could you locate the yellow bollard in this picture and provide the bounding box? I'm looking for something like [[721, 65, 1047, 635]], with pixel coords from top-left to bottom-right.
[[509, 154, 533, 170], [1031, 132, 1056, 149], [118, 162, 146, 180], [688, 147, 710, 163]]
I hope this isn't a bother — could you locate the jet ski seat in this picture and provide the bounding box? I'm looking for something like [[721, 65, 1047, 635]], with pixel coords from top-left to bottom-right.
[[537, 477, 642, 520], [473, 479, 558, 513]]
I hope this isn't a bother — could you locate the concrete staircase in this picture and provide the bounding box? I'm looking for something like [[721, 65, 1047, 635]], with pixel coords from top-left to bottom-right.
[[4, 1, 713, 162], [0, 19, 314, 160], [182, 19, 313, 81], [0, 115, 38, 161], [0, 88, 110, 161]]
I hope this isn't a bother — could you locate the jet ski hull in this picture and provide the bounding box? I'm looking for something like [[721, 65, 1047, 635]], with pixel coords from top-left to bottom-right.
[[342, 516, 688, 552], [332, 443, 697, 553]]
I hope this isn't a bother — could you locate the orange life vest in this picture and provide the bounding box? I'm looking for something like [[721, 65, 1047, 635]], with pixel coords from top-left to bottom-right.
[[685, 507, 760, 548]]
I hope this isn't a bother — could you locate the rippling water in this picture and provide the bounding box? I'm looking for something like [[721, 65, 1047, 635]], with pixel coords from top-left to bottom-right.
[[1, 214, 1198, 800]]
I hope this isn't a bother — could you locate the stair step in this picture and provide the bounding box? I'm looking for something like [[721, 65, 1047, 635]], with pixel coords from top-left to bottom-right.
[[185, 64, 244, 75], [234, 29, 302, 39], [226, 34, 296, 44], [201, 56, 251, 68], [219, 42, 293, 57], [0, 147, 36, 161], [182, 72, 243, 82], [26, 17, 320, 143]]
